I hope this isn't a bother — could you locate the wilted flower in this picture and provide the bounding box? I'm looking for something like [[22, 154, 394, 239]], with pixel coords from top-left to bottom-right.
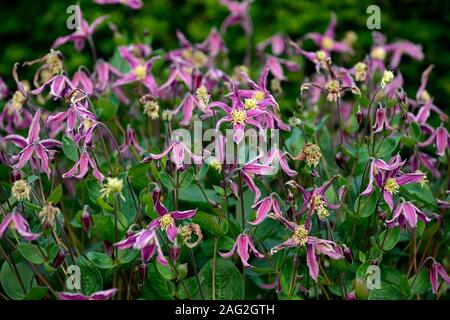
[[178, 223, 203, 248], [38, 203, 59, 229], [11, 179, 31, 201], [101, 177, 124, 199], [140, 94, 160, 119], [353, 62, 367, 82], [295, 143, 322, 167]]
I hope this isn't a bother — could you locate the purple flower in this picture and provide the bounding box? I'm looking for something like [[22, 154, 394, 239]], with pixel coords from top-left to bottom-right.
[[31, 75, 75, 100], [0, 76, 8, 99], [4, 110, 61, 177], [418, 125, 449, 157], [373, 106, 394, 133], [0, 211, 41, 241], [257, 34, 287, 56], [71, 69, 94, 95], [94, 0, 143, 10], [220, 0, 253, 35], [249, 195, 283, 225], [197, 28, 227, 57], [385, 200, 431, 229], [290, 40, 329, 73], [220, 233, 264, 268], [264, 147, 296, 177], [52, 7, 107, 52], [428, 260, 450, 294], [115, 227, 168, 265], [58, 288, 118, 300], [240, 155, 277, 204], [113, 46, 160, 97], [303, 13, 353, 54], [63, 148, 105, 181], [270, 220, 343, 281], [142, 140, 202, 171], [410, 151, 440, 178], [264, 55, 299, 81], [361, 155, 426, 210], [119, 124, 145, 159], [147, 188, 197, 242]]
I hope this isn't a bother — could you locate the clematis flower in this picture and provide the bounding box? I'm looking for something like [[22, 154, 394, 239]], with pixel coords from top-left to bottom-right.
[[410, 151, 440, 178], [249, 194, 283, 225], [418, 125, 449, 157], [220, 233, 264, 268], [113, 46, 160, 97], [361, 155, 426, 210], [219, 0, 253, 35], [385, 200, 431, 229], [290, 40, 329, 73], [119, 124, 145, 159], [115, 227, 168, 265], [303, 13, 353, 54], [264, 147, 296, 177], [264, 55, 299, 81], [4, 110, 61, 177], [257, 33, 287, 56], [373, 106, 394, 133], [270, 220, 343, 281], [58, 288, 118, 300], [142, 140, 202, 170], [71, 69, 94, 95], [427, 259, 450, 294], [94, 0, 143, 10], [62, 148, 105, 181], [0, 76, 8, 99], [147, 188, 197, 242], [197, 28, 227, 58], [52, 7, 107, 52], [31, 75, 75, 100], [0, 211, 41, 241], [0, 63, 33, 133]]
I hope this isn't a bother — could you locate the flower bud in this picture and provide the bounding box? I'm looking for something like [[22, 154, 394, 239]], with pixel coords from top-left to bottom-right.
[[52, 248, 67, 269], [169, 245, 181, 263], [345, 291, 357, 300], [104, 240, 114, 257], [335, 152, 346, 169], [343, 246, 353, 264], [81, 207, 92, 237], [356, 108, 363, 126], [138, 263, 147, 283], [10, 169, 22, 183]]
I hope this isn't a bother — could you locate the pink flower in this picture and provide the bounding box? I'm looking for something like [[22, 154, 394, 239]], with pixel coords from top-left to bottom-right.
[[385, 200, 431, 229], [257, 34, 287, 56], [4, 110, 61, 177], [62, 148, 105, 181], [31, 75, 75, 100], [264, 147, 296, 177], [94, 0, 143, 10], [249, 195, 283, 225], [240, 155, 277, 204], [220, 233, 264, 268], [142, 140, 202, 171], [373, 106, 394, 133], [0, 211, 41, 241], [147, 188, 197, 242], [119, 124, 145, 159], [71, 69, 94, 95], [52, 7, 107, 52], [58, 288, 118, 300], [264, 55, 299, 81], [418, 125, 449, 157], [220, 0, 253, 35], [0, 76, 8, 99], [428, 259, 450, 294]]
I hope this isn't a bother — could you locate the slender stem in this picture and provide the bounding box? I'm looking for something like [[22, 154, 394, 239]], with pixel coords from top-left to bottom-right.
[[189, 248, 205, 299]]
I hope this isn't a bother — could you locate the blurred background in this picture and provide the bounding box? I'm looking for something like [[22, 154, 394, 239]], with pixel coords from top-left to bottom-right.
[[0, 0, 449, 106]]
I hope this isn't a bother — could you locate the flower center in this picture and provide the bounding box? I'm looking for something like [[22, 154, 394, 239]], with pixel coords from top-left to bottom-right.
[[82, 118, 96, 130], [371, 47, 386, 60], [133, 65, 147, 81], [101, 177, 124, 199], [381, 70, 394, 88], [316, 50, 326, 61], [230, 109, 247, 125], [143, 101, 159, 119], [244, 98, 258, 110], [321, 37, 334, 50], [11, 179, 30, 201], [11, 91, 26, 112], [196, 85, 210, 109], [252, 91, 265, 101], [160, 214, 175, 230], [384, 178, 399, 194], [420, 90, 431, 102], [354, 62, 367, 82], [299, 143, 322, 167], [325, 79, 340, 102], [293, 224, 309, 246]]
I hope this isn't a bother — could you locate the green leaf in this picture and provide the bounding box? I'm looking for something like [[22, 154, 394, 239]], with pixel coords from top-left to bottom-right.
[[354, 195, 378, 218], [156, 261, 177, 280], [47, 184, 63, 204], [409, 269, 430, 295], [22, 287, 48, 300], [179, 167, 195, 188], [17, 243, 45, 264], [77, 256, 103, 295], [62, 136, 78, 162], [193, 211, 225, 237], [141, 263, 174, 300], [375, 135, 400, 158], [176, 277, 199, 300], [359, 251, 366, 263], [95, 96, 118, 121], [177, 263, 188, 281], [85, 252, 115, 269], [0, 261, 37, 300], [160, 172, 175, 190], [378, 227, 400, 251], [198, 258, 244, 300], [410, 122, 422, 141]]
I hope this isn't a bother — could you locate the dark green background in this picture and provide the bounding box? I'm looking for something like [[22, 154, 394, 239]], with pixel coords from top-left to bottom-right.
[[0, 0, 448, 107]]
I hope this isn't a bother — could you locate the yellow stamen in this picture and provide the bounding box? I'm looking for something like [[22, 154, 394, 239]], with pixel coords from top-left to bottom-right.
[[230, 109, 247, 126], [384, 178, 399, 194], [160, 214, 175, 231], [293, 224, 309, 246]]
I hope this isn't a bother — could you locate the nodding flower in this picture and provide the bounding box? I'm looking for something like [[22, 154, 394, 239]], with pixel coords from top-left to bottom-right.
[[147, 187, 197, 242], [249, 194, 283, 225], [303, 13, 354, 54], [219, 0, 253, 35], [62, 148, 105, 182], [3, 110, 61, 178], [385, 199, 431, 229], [239, 155, 277, 204], [119, 124, 145, 159], [270, 218, 343, 281], [418, 125, 449, 157], [94, 0, 143, 10], [426, 258, 450, 294], [219, 233, 264, 268], [52, 7, 107, 52], [361, 155, 426, 210], [0, 210, 41, 241], [58, 288, 118, 301], [257, 33, 287, 56], [373, 106, 394, 133]]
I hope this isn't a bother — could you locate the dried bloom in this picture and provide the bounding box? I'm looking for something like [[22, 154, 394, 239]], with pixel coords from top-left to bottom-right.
[[101, 177, 124, 200], [196, 85, 210, 109], [38, 203, 59, 229], [161, 110, 173, 122], [140, 94, 160, 119], [325, 79, 340, 102], [354, 62, 367, 82], [296, 143, 322, 167], [381, 70, 394, 88], [11, 179, 31, 201], [178, 223, 203, 248], [288, 117, 301, 127]]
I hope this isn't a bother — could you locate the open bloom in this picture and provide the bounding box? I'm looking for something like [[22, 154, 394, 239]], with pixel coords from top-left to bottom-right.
[[418, 125, 449, 157], [220, 233, 264, 268], [4, 110, 61, 177], [240, 155, 277, 204], [62, 148, 105, 181], [361, 155, 426, 210], [219, 0, 253, 35], [115, 227, 168, 265], [52, 7, 107, 52], [257, 33, 287, 56], [249, 194, 283, 225], [94, 0, 143, 10], [0, 211, 41, 241], [304, 13, 353, 54], [385, 200, 431, 229], [142, 140, 202, 171], [428, 259, 450, 294], [373, 106, 394, 133], [113, 46, 160, 96], [58, 288, 118, 300], [270, 220, 343, 281], [119, 124, 145, 159], [148, 188, 197, 242], [264, 147, 296, 177]]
